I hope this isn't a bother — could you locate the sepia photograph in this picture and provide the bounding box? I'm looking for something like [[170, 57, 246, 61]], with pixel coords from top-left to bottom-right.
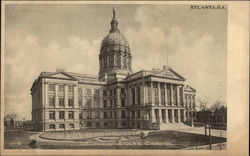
[[1, 1, 249, 156]]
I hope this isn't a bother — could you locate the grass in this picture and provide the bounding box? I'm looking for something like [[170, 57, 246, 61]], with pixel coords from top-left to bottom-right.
[[4, 129, 227, 149], [4, 130, 39, 149]]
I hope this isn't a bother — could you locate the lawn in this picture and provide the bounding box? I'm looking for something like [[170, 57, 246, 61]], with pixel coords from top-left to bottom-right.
[[4, 130, 39, 149], [38, 130, 226, 149], [4, 129, 227, 149]]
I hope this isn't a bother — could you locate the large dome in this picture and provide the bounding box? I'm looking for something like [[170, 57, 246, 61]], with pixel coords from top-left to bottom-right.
[[100, 32, 130, 53], [99, 9, 132, 82]]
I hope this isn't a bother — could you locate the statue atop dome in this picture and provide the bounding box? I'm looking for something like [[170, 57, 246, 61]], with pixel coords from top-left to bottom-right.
[[113, 8, 116, 18], [110, 9, 119, 33]]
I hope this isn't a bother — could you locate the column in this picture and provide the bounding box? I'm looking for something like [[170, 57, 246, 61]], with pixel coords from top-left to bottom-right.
[[151, 82, 154, 105], [44, 82, 48, 107], [189, 95, 192, 109], [99, 88, 103, 108], [152, 109, 156, 123], [114, 54, 117, 67], [135, 86, 138, 105], [193, 95, 196, 109], [177, 109, 181, 123], [142, 83, 146, 105], [159, 109, 162, 123], [55, 84, 59, 107], [128, 86, 132, 106], [170, 84, 174, 106], [64, 85, 68, 108], [73, 85, 78, 108], [181, 85, 185, 107], [176, 85, 180, 107], [116, 88, 121, 107], [158, 82, 161, 105], [165, 109, 169, 123], [164, 83, 167, 105], [172, 109, 175, 123], [183, 109, 186, 122]]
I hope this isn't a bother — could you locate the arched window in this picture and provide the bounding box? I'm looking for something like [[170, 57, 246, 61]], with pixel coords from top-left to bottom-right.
[[49, 124, 55, 129]]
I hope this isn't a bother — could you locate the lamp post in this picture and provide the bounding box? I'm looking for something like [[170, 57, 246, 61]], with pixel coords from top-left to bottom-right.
[[208, 111, 214, 150]]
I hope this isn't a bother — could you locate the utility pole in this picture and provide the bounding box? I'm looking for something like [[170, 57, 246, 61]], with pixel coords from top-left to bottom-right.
[[209, 112, 212, 150]]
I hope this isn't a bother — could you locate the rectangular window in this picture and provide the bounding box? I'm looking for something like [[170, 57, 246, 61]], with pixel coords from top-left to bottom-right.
[[69, 124, 74, 129], [49, 97, 55, 106], [87, 111, 92, 119], [58, 85, 64, 92], [78, 98, 82, 108], [110, 111, 113, 118], [137, 110, 141, 118], [78, 88, 83, 96], [103, 90, 107, 96], [114, 111, 117, 118], [59, 111, 65, 119], [49, 111, 55, 120], [122, 110, 126, 118], [104, 122, 108, 126], [121, 98, 125, 107], [95, 111, 100, 119], [96, 99, 100, 108], [121, 88, 125, 95], [113, 99, 117, 108], [103, 100, 107, 108], [68, 111, 74, 119], [68, 98, 74, 107], [104, 112, 107, 119], [94, 89, 99, 96], [48, 84, 55, 91], [68, 85, 74, 92], [79, 112, 82, 119], [86, 99, 91, 108], [59, 124, 65, 129], [132, 110, 135, 118], [122, 122, 126, 126], [59, 97, 64, 107], [87, 122, 92, 127], [86, 89, 91, 95]]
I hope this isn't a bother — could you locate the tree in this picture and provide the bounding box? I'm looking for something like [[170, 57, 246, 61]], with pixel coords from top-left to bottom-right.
[[4, 113, 17, 120]]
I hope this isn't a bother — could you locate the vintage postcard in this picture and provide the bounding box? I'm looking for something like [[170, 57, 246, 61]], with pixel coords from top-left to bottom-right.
[[1, 1, 249, 156]]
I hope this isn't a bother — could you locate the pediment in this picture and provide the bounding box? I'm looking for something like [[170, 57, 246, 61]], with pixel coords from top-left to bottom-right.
[[45, 72, 77, 80], [153, 68, 185, 81]]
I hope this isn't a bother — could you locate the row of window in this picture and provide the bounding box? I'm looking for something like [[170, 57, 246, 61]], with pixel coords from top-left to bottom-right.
[[85, 110, 127, 119], [48, 84, 99, 96], [85, 121, 126, 127], [49, 123, 74, 129], [49, 97, 74, 107], [49, 111, 74, 120]]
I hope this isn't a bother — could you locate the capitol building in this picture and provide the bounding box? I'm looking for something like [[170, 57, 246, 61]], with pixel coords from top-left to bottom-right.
[[31, 10, 197, 131]]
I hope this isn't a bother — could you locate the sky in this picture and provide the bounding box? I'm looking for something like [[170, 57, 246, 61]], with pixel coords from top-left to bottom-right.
[[4, 4, 227, 120]]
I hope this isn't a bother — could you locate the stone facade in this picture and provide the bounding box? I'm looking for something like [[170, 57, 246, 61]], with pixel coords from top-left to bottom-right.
[[31, 10, 196, 131]]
